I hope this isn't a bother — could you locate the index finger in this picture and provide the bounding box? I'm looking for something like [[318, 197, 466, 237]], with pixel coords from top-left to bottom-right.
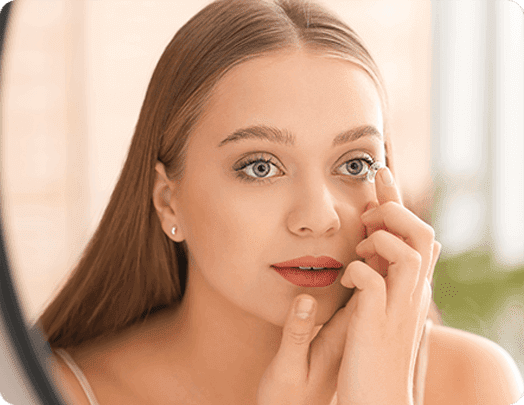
[[375, 166, 402, 205]]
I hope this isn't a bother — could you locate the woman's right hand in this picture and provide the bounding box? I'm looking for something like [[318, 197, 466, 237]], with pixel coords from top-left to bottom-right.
[[256, 292, 350, 405], [257, 167, 439, 405]]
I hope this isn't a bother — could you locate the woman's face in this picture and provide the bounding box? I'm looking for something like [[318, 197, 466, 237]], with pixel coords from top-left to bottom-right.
[[172, 50, 385, 326]]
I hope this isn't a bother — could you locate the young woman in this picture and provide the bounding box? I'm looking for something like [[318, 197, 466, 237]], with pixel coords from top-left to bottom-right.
[[39, 0, 523, 404]]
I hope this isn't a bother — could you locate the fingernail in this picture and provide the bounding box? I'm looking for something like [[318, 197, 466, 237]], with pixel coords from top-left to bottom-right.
[[379, 167, 394, 186], [295, 297, 314, 319]]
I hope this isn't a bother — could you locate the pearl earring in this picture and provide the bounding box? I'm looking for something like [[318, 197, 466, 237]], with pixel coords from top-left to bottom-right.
[[171, 226, 177, 235]]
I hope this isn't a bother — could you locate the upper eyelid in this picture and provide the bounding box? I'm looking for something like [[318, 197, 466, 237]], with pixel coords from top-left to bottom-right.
[[235, 149, 377, 166], [235, 153, 375, 178]]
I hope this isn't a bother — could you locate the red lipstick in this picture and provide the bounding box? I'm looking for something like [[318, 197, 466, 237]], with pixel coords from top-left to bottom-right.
[[272, 256, 343, 269], [271, 256, 344, 287]]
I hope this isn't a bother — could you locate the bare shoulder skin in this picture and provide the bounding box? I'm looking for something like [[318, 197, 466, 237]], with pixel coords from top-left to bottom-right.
[[52, 354, 92, 405], [424, 324, 523, 405], [50, 308, 213, 405], [51, 319, 524, 405], [51, 340, 134, 405]]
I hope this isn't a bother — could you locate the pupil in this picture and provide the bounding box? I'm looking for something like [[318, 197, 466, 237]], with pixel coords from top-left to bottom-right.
[[348, 160, 363, 174], [255, 162, 270, 176]]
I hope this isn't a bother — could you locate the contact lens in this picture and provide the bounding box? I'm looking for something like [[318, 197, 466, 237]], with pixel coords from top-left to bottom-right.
[[366, 162, 384, 183]]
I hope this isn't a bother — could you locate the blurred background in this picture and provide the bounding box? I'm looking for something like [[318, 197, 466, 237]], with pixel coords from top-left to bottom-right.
[[0, 0, 523, 400]]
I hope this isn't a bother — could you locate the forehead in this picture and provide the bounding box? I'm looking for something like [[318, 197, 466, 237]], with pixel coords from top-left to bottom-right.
[[195, 50, 383, 145]]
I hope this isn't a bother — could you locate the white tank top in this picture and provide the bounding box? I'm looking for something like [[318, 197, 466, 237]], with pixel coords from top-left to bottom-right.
[[54, 349, 100, 405], [54, 319, 432, 405]]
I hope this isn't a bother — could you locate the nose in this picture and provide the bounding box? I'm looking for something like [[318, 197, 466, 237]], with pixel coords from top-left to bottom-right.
[[286, 180, 341, 237]]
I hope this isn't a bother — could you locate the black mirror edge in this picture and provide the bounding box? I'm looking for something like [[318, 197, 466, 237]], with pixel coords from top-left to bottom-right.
[[1, 1, 68, 404]]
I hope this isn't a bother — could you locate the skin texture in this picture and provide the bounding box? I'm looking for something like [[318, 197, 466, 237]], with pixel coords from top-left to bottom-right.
[[166, 50, 384, 329], [157, 50, 384, 402], [51, 50, 523, 405]]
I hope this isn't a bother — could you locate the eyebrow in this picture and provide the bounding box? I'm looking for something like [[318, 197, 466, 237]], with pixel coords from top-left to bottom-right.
[[217, 124, 382, 148]]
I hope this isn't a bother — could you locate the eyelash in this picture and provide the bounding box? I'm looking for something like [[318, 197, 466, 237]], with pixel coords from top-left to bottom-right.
[[233, 153, 376, 184]]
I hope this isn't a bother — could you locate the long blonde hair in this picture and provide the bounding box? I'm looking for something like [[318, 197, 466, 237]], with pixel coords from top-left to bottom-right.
[[39, 0, 428, 349]]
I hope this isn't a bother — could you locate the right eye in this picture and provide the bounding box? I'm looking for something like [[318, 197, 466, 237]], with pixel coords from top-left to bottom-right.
[[234, 154, 284, 183]]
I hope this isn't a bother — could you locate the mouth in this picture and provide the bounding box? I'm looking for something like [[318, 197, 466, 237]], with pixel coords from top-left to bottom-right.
[[271, 266, 341, 272], [271, 256, 344, 287], [271, 255, 343, 269], [271, 267, 342, 287]]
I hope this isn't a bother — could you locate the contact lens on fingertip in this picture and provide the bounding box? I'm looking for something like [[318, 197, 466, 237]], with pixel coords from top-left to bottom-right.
[[366, 162, 384, 183]]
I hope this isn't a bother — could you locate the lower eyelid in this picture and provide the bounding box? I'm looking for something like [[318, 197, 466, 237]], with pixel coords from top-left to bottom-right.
[[336, 158, 373, 176], [234, 155, 375, 183]]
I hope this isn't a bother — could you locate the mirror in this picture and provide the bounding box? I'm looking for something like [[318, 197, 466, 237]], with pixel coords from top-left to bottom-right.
[[1, 2, 67, 404], [0, 0, 522, 404]]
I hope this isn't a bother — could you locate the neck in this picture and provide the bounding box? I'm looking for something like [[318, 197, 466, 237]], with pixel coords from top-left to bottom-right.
[[164, 266, 285, 404]]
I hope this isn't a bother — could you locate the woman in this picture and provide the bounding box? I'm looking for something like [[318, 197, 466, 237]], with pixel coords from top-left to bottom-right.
[[39, 0, 523, 404]]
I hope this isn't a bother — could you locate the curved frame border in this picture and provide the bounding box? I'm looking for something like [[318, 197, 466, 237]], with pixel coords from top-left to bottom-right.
[[0, 1, 67, 404]]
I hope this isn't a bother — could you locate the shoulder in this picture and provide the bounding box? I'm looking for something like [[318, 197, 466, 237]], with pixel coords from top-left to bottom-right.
[[48, 316, 184, 405], [50, 340, 140, 405], [425, 324, 524, 405], [50, 349, 93, 405]]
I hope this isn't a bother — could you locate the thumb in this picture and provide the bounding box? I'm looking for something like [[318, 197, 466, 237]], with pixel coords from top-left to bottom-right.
[[272, 294, 317, 385]]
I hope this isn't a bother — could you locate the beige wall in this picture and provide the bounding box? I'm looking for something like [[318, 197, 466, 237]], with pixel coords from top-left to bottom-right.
[[1, 0, 431, 322]]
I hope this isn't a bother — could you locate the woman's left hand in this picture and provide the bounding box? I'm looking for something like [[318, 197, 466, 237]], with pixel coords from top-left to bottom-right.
[[336, 167, 441, 405]]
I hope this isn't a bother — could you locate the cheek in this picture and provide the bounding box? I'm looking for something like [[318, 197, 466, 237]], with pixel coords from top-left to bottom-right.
[[178, 178, 272, 268], [334, 184, 374, 243], [175, 177, 224, 254], [219, 188, 282, 255]]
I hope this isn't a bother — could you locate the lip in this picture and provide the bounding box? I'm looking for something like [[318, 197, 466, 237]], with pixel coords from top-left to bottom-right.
[[271, 255, 343, 269], [272, 267, 342, 287]]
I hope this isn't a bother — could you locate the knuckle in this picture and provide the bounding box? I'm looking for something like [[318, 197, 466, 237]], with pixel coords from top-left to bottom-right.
[[423, 223, 436, 241], [274, 368, 302, 387], [380, 202, 397, 219], [287, 329, 311, 345], [369, 272, 385, 290], [383, 201, 398, 212], [424, 279, 433, 297], [407, 250, 422, 267]]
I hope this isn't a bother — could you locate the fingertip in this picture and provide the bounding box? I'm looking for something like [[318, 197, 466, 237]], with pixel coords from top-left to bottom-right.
[[355, 238, 371, 257], [294, 294, 316, 320], [341, 278, 355, 290], [378, 167, 394, 186], [376, 167, 403, 205], [295, 293, 315, 305], [361, 204, 378, 222], [340, 262, 357, 289]]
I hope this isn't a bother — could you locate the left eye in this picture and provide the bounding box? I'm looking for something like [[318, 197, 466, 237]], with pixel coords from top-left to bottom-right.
[[338, 159, 372, 177]]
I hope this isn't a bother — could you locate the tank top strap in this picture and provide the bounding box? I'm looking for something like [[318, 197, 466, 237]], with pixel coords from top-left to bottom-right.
[[54, 348, 101, 405], [413, 318, 433, 405]]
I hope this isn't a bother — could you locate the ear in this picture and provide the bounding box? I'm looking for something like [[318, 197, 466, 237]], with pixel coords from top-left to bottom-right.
[[152, 161, 184, 242]]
